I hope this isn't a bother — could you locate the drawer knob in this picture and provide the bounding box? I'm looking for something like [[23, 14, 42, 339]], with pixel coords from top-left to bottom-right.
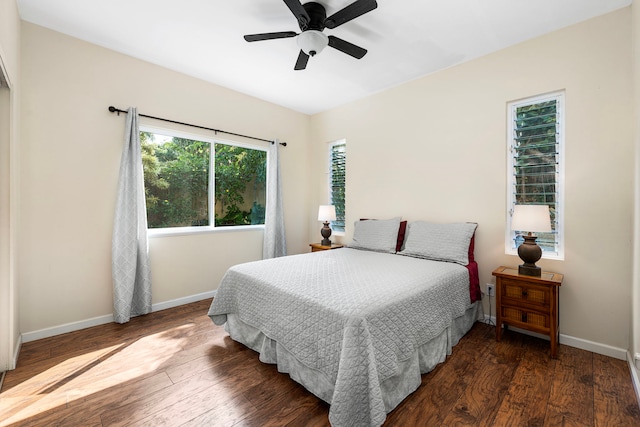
[[522, 290, 528, 298], [521, 312, 528, 322]]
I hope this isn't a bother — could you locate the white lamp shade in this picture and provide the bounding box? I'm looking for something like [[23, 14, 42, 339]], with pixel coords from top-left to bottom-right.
[[511, 205, 552, 233], [318, 205, 336, 222], [297, 30, 329, 56]]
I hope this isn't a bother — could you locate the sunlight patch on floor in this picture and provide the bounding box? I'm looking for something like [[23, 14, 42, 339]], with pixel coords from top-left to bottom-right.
[[0, 324, 193, 426]]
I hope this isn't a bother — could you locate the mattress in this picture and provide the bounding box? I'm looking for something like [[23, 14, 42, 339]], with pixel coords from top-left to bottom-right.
[[208, 248, 479, 426]]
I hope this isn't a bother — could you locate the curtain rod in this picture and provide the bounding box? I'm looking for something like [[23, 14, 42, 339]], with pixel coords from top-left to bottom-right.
[[108, 106, 286, 146]]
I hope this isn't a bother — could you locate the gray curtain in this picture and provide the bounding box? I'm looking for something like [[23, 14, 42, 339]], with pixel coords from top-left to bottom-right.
[[112, 107, 152, 323], [262, 140, 287, 259]]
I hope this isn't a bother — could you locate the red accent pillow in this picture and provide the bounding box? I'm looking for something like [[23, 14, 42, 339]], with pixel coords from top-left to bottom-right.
[[396, 220, 407, 252], [359, 218, 407, 252], [466, 228, 480, 303]]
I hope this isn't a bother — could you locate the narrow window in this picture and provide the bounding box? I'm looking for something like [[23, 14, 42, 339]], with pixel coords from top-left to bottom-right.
[[506, 92, 564, 259], [141, 130, 266, 230], [329, 140, 346, 233]]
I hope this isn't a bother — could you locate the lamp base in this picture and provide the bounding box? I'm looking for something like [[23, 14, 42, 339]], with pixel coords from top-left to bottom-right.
[[320, 221, 332, 247], [518, 264, 542, 277], [517, 234, 543, 277]]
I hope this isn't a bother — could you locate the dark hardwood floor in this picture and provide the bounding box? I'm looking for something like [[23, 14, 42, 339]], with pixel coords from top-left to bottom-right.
[[1, 299, 639, 426]]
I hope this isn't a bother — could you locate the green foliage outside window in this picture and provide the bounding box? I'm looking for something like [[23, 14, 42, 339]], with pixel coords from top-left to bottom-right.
[[512, 99, 559, 252], [330, 142, 346, 232], [214, 143, 266, 226], [141, 132, 266, 229]]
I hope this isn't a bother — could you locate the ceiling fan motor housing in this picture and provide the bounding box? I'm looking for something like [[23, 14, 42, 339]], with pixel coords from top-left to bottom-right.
[[300, 2, 327, 31]]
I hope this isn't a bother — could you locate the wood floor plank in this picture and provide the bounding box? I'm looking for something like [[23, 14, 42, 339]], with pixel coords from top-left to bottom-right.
[[100, 349, 271, 426], [545, 345, 594, 426], [2, 300, 639, 427], [543, 407, 592, 427], [23, 372, 175, 427], [129, 379, 256, 427], [440, 331, 527, 426], [165, 341, 250, 384], [492, 337, 556, 426], [0, 393, 68, 427], [593, 353, 640, 426], [233, 390, 328, 427], [99, 371, 230, 427]]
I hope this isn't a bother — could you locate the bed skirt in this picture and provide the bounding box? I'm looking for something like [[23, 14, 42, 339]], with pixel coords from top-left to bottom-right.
[[223, 301, 480, 424]]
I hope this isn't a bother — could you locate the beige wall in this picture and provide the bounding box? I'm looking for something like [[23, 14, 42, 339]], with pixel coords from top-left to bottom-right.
[[0, 0, 21, 370], [311, 9, 633, 350], [19, 22, 311, 333]]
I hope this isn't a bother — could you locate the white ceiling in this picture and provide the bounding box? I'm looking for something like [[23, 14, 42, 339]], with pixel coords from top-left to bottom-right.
[[17, 0, 631, 115]]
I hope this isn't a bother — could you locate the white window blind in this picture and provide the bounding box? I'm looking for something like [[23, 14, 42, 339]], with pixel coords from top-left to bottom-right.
[[507, 92, 564, 258], [329, 141, 346, 233]]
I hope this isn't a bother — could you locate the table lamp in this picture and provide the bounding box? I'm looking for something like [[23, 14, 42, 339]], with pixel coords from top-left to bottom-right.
[[511, 204, 552, 277], [318, 205, 337, 246]]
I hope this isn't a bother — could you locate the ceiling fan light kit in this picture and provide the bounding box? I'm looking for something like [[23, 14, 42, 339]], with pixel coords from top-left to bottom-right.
[[297, 30, 328, 56], [244, 0, 378, 70]]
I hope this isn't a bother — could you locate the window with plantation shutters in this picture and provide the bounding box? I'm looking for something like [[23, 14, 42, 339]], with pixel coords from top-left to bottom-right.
[[506, 92, 564, 259], [329, 140, 346, 233]]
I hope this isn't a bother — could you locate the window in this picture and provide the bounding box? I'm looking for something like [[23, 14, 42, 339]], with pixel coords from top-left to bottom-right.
[[141, 129, 267, 230], [506, 92, 564, 259], [329, 140, 346, 233]]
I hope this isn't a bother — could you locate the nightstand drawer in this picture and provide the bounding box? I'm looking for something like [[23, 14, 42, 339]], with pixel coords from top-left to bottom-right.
[[501, 305, 550, 331], [501, 279, 550, 310]]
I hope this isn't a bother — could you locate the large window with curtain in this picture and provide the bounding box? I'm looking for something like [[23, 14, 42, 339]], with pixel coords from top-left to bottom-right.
[[140, 128, 267, 230], [506, 92, 564, 259], [329, 140, 346, 233]]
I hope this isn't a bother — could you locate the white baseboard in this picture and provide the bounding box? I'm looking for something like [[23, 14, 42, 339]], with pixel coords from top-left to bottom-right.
[[480, 314, 627, 360], [18, 298, 627, 361], [21, 290, 217, 343], [560, 333, 627, 360], [151, 290, 216, 312]]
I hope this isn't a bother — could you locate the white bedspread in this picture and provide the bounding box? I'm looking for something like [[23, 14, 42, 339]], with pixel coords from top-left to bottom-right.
[[208, 248, 473, 426]]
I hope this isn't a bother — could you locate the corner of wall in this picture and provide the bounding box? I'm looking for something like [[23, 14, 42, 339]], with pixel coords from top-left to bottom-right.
[[628, 351, 640, 406]]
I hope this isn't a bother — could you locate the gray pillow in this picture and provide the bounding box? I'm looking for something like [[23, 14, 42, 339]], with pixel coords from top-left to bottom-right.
[[350, 217, 401, 253], [400, 221, 477, 265]]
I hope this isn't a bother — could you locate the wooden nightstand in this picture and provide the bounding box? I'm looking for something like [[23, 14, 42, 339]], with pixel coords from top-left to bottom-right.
[[492, 266, 563, 358], [309, 243, 344, 252]]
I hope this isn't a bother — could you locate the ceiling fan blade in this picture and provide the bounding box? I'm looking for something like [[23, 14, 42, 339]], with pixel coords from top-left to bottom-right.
[[324, 0, 377, 29], [283, 0, 310, 29], [244, 31, 298, 42], [294, 50, 310, 70], [328, 35, 367, 59]]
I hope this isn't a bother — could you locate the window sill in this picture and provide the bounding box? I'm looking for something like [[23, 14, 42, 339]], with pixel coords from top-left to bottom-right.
[[148, 224, 264, 238]]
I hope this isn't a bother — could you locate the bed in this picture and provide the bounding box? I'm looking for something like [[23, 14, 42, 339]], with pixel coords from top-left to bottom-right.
[[208, 219, 480, 426]]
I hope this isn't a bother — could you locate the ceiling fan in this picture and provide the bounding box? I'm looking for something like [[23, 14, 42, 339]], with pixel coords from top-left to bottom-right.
[[244, 0, 378, 70]]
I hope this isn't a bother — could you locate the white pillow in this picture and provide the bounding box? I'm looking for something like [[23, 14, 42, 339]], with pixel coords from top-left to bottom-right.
[[350, 217, 401, 253], [400, 221, 477, 265]]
